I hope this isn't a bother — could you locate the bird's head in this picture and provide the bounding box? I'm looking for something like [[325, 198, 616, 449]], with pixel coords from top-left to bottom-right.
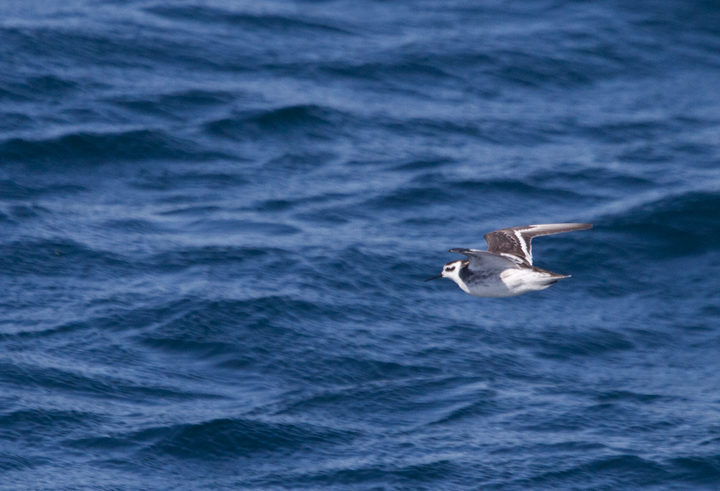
[[425, 260, 465, 282]]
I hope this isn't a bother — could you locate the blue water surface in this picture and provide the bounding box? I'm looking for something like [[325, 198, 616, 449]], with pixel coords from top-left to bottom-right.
[[1, 0, 720, 489]]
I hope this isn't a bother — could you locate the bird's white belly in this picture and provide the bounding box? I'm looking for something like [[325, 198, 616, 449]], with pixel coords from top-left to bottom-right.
[[463, 268, 560, 297]]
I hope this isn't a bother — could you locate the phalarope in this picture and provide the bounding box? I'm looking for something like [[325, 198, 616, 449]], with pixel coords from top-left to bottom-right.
[[426, 223, 592, 297]]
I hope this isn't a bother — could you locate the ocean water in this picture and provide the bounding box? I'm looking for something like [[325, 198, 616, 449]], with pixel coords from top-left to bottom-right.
[[2, 0, 720, 489]]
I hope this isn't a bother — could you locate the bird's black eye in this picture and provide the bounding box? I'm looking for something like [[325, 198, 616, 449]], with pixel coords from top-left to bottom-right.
[[446, 266, 455, 272]]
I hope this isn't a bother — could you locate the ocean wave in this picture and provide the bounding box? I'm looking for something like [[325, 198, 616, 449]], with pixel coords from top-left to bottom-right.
[[0, 74, 77, 103], [131, 170, 249, 191], [669, 456, 720, 485], [600, 190, 720, 257], [0, 129, 226, 167], [525, 454, 668, 487], [69, 417, 356, 459], [285, 459, 457, 487], [137, 296, 330, 354], [0, 112, 34, 132], [1, 27, 150, 70], [0, 24, 268, 76], [0, 239, 131, 278], [530, 166, 655, 194], [185, 218, 301, 236], [534, 328, 635, 360], [0, 179, 86, 200], [426, 394, 499, 426], [321, 59, 454, 85], [146, 5, 355, 36], [449, 178, 587, 199], [383, 116, 570, 144], [366, 177, 590, 212], [0, 453, 48, 472], [204, 104, 349, 141], [366, 186, 455, 210], [262, 151, 337, 173], [146, 418, 355, 458], [579, 120, 670, 145], [0, 362, 219, 402], [148, 246, 268, 272], [0, 409, 101, 436], [391, 157, 454, 172], [111, 89, 237, 118], [101, 219, 162, 234], [516, 453, 720, 488]]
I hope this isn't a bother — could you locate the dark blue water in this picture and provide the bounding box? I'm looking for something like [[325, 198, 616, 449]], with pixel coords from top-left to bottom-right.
[[2, 0, 720, 489]]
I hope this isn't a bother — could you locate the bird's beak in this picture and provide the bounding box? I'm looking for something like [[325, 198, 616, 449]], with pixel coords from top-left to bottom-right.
[[425, 273, 443, 282]]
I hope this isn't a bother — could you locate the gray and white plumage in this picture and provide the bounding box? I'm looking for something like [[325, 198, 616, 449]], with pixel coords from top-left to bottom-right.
[[426, 223, 592, 297]]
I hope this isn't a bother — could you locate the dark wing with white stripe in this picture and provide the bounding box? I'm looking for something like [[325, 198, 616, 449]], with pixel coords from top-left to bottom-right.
[[448, 249, 520, 271], [483, 223, 592, 266]]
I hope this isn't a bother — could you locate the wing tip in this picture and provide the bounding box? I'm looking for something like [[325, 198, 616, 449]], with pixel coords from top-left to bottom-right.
[[529, 222, 593, 230], [449, 248, 483, 254]]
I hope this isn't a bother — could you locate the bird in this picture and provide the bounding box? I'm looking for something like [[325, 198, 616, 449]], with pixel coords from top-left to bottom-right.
[[425, 223, 592, 297]]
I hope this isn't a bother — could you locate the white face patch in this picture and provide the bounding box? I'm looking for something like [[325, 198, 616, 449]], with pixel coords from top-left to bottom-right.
[[441, 261, 463, 280]]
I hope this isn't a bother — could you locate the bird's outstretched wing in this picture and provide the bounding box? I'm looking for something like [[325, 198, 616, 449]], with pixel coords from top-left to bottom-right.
[[483, 223, 592, 266], [448, 248, 520, 271]]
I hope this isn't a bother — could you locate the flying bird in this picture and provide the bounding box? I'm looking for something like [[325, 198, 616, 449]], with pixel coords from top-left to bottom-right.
[[426, 223, 592, 297]]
